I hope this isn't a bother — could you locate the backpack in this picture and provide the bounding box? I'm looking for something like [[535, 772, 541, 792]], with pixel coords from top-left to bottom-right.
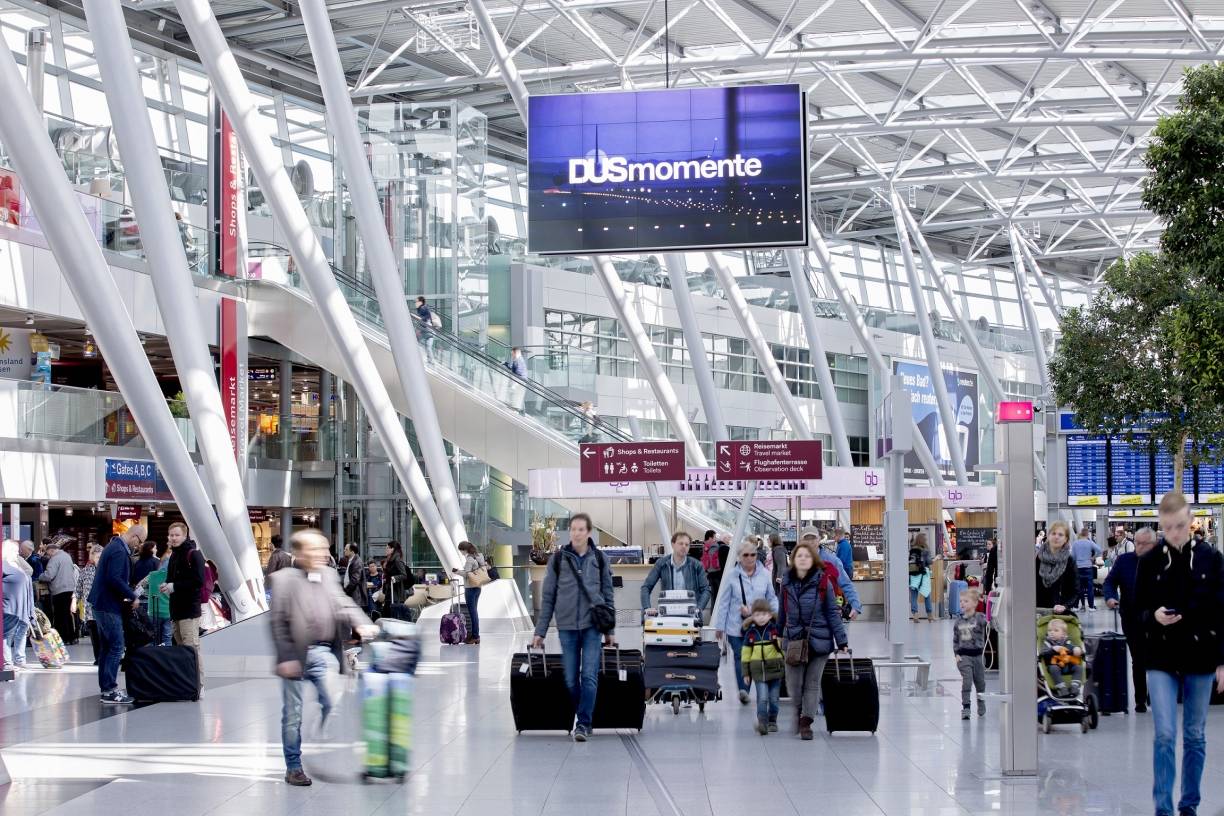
[[429, 310, 442, 329], [701, 541, 720, 572], [821, 561, 850, 619], [908, 548, 926, 576]]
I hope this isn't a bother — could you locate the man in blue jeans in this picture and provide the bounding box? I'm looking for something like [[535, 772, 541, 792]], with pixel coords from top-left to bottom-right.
[[1071, 527, 1102, 611], [1135, 491, 1224, 816], [532, 513, 615, 742], [87, 525, 146, 705]]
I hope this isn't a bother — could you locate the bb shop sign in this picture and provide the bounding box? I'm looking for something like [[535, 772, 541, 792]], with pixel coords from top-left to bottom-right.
[[527, 84, 808, 255]]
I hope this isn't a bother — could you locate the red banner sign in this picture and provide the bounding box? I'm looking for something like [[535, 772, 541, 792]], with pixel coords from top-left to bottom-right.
[[579, 441, 686, 483], [219, 110, 240, 278], [716, 440, 824, 480], [220, 297, 239, 458]]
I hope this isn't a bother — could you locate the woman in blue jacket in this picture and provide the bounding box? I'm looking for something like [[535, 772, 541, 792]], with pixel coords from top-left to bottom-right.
[[714, 540, 778, 705], [782, 540, 848, 740]]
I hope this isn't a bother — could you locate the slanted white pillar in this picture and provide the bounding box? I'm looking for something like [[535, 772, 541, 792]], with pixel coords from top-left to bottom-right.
[[706, 251, 811, 440], [470, 0, 529, 123], [1012, 230, 1063, 321], [84, 0, 264, 615], [629, 416, 674, 550], [172, 0, 461, 571], [1009, 229, 1052, 395], [784, 248, 853, 465], [664, 253, 726, 442], [300, 0, 472, 554], [808, 226, 945, 486], [890, 190, 969, 486], [0, 33, 250, 608], [901, 207, 1048, 490], [593, 255, 707, 466]]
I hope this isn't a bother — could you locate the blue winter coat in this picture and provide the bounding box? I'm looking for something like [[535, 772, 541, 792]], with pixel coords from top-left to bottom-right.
[[781, 570, 848, 656]]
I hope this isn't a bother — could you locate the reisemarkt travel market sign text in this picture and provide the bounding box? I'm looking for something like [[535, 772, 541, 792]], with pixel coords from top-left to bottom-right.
[[527, 84, 808, 255]]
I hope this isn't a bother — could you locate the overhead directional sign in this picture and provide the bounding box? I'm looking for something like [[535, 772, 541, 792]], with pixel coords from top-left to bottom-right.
[[716, 440, 823, 480], [579, 441, 687, 483]]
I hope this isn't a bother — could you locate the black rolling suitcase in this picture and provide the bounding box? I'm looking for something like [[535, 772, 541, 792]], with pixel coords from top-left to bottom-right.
[[821, 652, 879, 734], [644, 642, 719, 695], [126, 645, 200, 702], [510, 650, 575, 733], [592, 648, 646, 730], [1092, 618, 1129, 715]]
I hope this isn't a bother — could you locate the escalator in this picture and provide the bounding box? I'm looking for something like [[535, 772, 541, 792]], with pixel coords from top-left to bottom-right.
[[243, 245, 778, 545]]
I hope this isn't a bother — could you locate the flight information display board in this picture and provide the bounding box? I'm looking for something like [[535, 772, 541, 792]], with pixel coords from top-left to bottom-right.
[[1066, 434, 1108, 506], [1155, 439, 1193, 499], [1109, 435, 1152, 505], [1198, 453, 1224, 504]]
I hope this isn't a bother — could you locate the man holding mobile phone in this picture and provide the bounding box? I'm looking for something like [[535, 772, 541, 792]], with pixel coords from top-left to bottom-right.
[[1135, 491, 1224, 816]]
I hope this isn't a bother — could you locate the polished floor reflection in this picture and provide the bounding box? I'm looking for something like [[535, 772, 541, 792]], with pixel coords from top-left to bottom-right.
[[0, 612, 1213, 815]]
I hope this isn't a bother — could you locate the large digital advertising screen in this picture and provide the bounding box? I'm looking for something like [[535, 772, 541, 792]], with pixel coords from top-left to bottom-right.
[[527, 84, 808, 255], [893, 359, 980, 482]]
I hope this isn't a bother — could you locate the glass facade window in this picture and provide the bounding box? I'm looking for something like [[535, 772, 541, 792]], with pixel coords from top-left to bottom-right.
[[545, 309, 870, 406]]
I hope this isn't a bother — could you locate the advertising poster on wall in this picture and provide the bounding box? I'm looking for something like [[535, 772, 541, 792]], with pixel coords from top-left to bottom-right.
[[0, 328, 32, 380], [0, 168, 20, 226], [527, 84, 808, 254], [892, 359, 980, 482]]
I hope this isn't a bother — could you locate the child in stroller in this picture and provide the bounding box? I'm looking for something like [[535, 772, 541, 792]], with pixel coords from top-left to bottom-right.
[[1036, 612, 1099, 733], [1040, 618, 1084, 698]]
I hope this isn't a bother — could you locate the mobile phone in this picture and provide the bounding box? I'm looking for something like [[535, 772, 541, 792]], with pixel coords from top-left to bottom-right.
[[1163, 608, 1180, 616]]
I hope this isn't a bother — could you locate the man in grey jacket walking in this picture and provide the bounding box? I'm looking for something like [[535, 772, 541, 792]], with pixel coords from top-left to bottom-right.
[[270, 529, 376, 786], [39, 539, 78, 645], [531, 513, 615, 742]]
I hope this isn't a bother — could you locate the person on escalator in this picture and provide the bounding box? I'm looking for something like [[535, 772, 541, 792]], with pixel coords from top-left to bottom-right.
[[415, 296, 439, 362], [505, 347, 528, 379]]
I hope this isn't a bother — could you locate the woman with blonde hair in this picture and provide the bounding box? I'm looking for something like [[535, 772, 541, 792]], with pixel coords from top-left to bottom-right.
[[1036, 520, 1079, 613]]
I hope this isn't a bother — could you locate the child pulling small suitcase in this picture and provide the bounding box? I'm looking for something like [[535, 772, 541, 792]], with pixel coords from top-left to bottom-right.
[[362, 619, 419, 781]]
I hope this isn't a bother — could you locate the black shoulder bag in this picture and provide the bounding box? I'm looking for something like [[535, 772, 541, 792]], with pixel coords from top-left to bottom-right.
[[565, 549, 616, 634]]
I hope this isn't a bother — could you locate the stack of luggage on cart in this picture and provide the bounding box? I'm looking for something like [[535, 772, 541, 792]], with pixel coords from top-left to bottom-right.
[[643, 590, 721, 714]]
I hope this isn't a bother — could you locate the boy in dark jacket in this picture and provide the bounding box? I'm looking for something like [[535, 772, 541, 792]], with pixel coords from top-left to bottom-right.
[[1134, 491, 1224, 816], [741, 598, 784, 735], [953, 588, 988, 719]]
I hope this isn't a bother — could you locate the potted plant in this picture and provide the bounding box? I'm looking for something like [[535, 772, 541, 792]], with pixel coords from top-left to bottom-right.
[[169, 391, 195, 450], [530, 514, 557, 565]]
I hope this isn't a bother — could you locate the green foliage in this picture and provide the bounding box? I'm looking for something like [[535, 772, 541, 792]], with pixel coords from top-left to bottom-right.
[[1049, 253, 1224, 486], [168, 391, 190, 419], [1142, 63, 1224, 286]]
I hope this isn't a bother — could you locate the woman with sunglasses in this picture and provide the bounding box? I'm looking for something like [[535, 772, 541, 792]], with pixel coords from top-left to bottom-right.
[[714, 539, 778, 705]]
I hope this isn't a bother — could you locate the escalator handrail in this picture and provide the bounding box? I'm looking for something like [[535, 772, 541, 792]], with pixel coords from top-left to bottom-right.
[[245, 241, 778, 530]]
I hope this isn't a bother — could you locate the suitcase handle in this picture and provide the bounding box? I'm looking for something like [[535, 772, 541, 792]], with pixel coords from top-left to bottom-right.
[[830, 648, 854, 682], [666, 651, 698, 658], [525, 645, 549, 678], [601, 646, 622, 674], [664, 672, 696, 681]]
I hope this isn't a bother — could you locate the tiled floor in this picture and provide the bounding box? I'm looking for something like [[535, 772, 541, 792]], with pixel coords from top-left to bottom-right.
[[0, 610, 1219, 815]]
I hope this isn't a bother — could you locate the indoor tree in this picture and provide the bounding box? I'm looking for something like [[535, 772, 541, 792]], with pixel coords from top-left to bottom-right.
[[1049, 253, 1224, 492]]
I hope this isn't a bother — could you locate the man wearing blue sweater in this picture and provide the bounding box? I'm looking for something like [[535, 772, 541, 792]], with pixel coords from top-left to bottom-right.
[[1104, 526, 1157, 712], [87, 525, 146, 704], [835, 530, 854, 581]]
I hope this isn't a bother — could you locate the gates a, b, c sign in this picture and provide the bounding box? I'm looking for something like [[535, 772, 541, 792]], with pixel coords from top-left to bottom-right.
[[579, 441, 687, 483], [716, 440, 823, 480]]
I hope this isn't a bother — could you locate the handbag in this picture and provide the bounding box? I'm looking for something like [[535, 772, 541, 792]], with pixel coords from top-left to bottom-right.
[[468, 566, 492, 587], [783, 580, 822, 667], [565, 552, 616, 634]]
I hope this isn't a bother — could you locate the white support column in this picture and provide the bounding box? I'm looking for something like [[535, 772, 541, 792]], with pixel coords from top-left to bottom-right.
[[731, 480, 759, 547], [706, 251, 811, 440], [0, 33, 252, 612], [1013, 230, 1063, 321], [1009, 229, 1052, 395], [84, 0, 265, 614], [471, 0, 529, 123], [301, 0, 473, 555], [592, 255, 707, 466], [784, 248, 853, 465], [901, 207, 1048, 490], [808, 226, 945, 486], [25, 29, 46, 113], [48, 14, 73, 119], [890, 190, 970, 486], [172, 0, 462, 572], [664, 253, 726, 442], [629, 416, 674, 551]]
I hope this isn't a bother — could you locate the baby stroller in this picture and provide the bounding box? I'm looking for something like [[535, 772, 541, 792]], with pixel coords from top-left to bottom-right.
[[1036, 612, 1099, 733]]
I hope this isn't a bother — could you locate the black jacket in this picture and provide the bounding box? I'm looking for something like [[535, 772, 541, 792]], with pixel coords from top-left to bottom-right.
[[166, 540, 206, 621], [1102, 552, 1140, 624], [1035, 556, 1079, 610], [983, 547, 998, 594], [1134, 540, 1224, 675]]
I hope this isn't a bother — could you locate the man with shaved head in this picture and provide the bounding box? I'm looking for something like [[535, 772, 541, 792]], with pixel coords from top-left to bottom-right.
[[87, 524, 146, 705], [1104, 526, 1158, 713]]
